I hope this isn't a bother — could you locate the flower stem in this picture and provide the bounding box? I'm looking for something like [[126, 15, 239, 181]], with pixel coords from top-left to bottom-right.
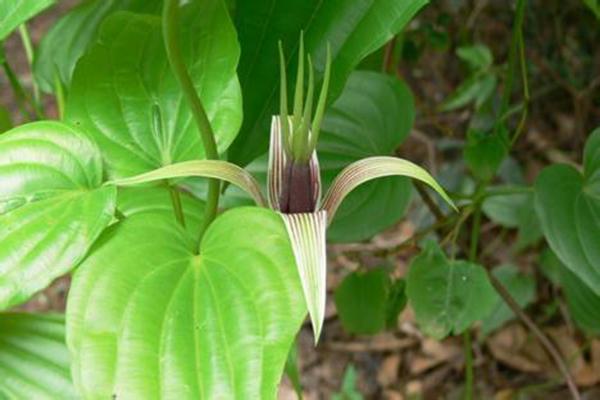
[[18, 23, 41, 110], [162, 0, 220, 250]]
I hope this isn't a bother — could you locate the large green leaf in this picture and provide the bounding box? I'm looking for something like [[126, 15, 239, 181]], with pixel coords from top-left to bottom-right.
[[0, 0, 54, 41], [66, 2, 242, 180], [534, 128, 600, 294], [0, 121, 116, 309], [229, 0, 429, 166], [319, 71, 414, 242], [0, 313, 76, 399], [67, 207, 306, 399], [406, 242, 496, 339], [540, 248, 600, 336], [33, 0, 161, 94]]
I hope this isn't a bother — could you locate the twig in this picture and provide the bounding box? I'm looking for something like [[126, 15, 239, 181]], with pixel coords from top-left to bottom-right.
[[415, 181, 445, 223], [326, 337, 417, 353], [488, 272, 581, 400]]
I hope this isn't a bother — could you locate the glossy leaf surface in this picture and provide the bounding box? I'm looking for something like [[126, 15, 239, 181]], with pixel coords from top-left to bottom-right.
[[0, 0, 54, 41], [0, 313, 76, 399], [66, 3, 242, 179], [0, 121, 115, 309], [319, 71, 414, 242], [229, 0, 429, 166], [406, 242, 496, 339], [67, 208, 306, 399], [33, 0, 160, 93], [535, 128, 600, 294]]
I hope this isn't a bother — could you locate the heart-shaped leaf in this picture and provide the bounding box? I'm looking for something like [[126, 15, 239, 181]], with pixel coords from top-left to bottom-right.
[[34, 0, 161, 94], [67, 207, 306, 398], [535, 128, 600, 294], [0, 121, 116, 309], [66, 2, 242, 179], [229, 0, 429, 166], [406, 242, 496, 339], [0, 313, 76, 399], [319, 71, 415, 242], [0, 0, 54, 41]]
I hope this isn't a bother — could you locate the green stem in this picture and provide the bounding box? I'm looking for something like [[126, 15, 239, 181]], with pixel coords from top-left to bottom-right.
[[53, 71, 65, 120], [2, 61, 32, 120], [18, 24, 41, 109], [168, 184, 186, 228], [162, 0, 220, 251]]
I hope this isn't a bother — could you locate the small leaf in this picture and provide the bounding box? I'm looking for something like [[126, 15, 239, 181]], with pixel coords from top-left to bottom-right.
[[332, 365, 363, 400], [68, 208, 306, 398], [439, 72, 497, 112], [0, 121, 116, 309], [406, 242, 496, 339], [322, 156, 455, 223], [456, 44, 493, 71], [66, 3, 242, 179], [464, 128, 508, 181], [480, 265, 536, 336], [534, 128, 600, 295], [334, 268, 406, 335], [0, 313, 76, 399], [0, 0, 54, 41], [280, 211, 328, 342], [109, 160, 266, 207]]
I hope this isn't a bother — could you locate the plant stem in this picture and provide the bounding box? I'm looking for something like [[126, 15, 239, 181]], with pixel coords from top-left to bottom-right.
[[18, 23, 41, 109], [162, 0, 220, 251], [168, 183, 186, 228], [510, 29, 530, 147], [2, 61, 33, 120], [415, 181, 445, 223], [54, 72, 65, 120]]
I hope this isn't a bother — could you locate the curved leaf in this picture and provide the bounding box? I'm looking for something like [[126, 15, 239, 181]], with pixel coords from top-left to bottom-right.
[[66, 2, 242, 179], [319, 71, 415, 242], [67, 208, 306, 399], [534, 128, 600, 294], [0, 313, 76, 399], [406, 242, 496, 339], [117, 186, 205, 237], [33, 0, 161, 94], [0, 121, 116, 309], [110, 160, 266, 207], [0, 0, 54, 41], [229, 0, 429, 166]]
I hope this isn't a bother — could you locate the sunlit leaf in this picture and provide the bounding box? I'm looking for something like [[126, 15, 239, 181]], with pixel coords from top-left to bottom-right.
[[68, 208, 306, 398], [229, 0, 429, 166], [109, 160, 266, 207], [0, 0, 54, 41], [0, 121, 116, 309], [33, 0, 160, 93], [0, 313, 76, 399], [535, 128, 600, 295], [66, 2, 242, 179], [406, 242, 496, 339]]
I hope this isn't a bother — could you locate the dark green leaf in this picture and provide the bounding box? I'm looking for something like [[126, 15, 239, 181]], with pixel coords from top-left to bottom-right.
[[334, 268, 391, 335], [0, 0, 54, 41], [0, 106, 11, 133], [33, 0, 161, 94], [284, 341, 303, 399], [406, 242, 496, 339], [0, 121, 116, 309], [540, 248, 600, 335], [229, 0, 429, 166], [482, 186, 542, 249], [481, 265, 536, 336], [0, 313, 76, 399], [439, 73, 496, 112], [583, 0, 600, 19], [319, 71, 414, 242], [67, 208, 306, 398], [534, 128, 600, 295], [464, 129, 508, 181], [386, 279, 407, 329], [66, 3, 242, 180]]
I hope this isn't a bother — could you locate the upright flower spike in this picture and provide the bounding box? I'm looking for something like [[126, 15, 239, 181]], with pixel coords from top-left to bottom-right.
[[110, 36, 456, 344]]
